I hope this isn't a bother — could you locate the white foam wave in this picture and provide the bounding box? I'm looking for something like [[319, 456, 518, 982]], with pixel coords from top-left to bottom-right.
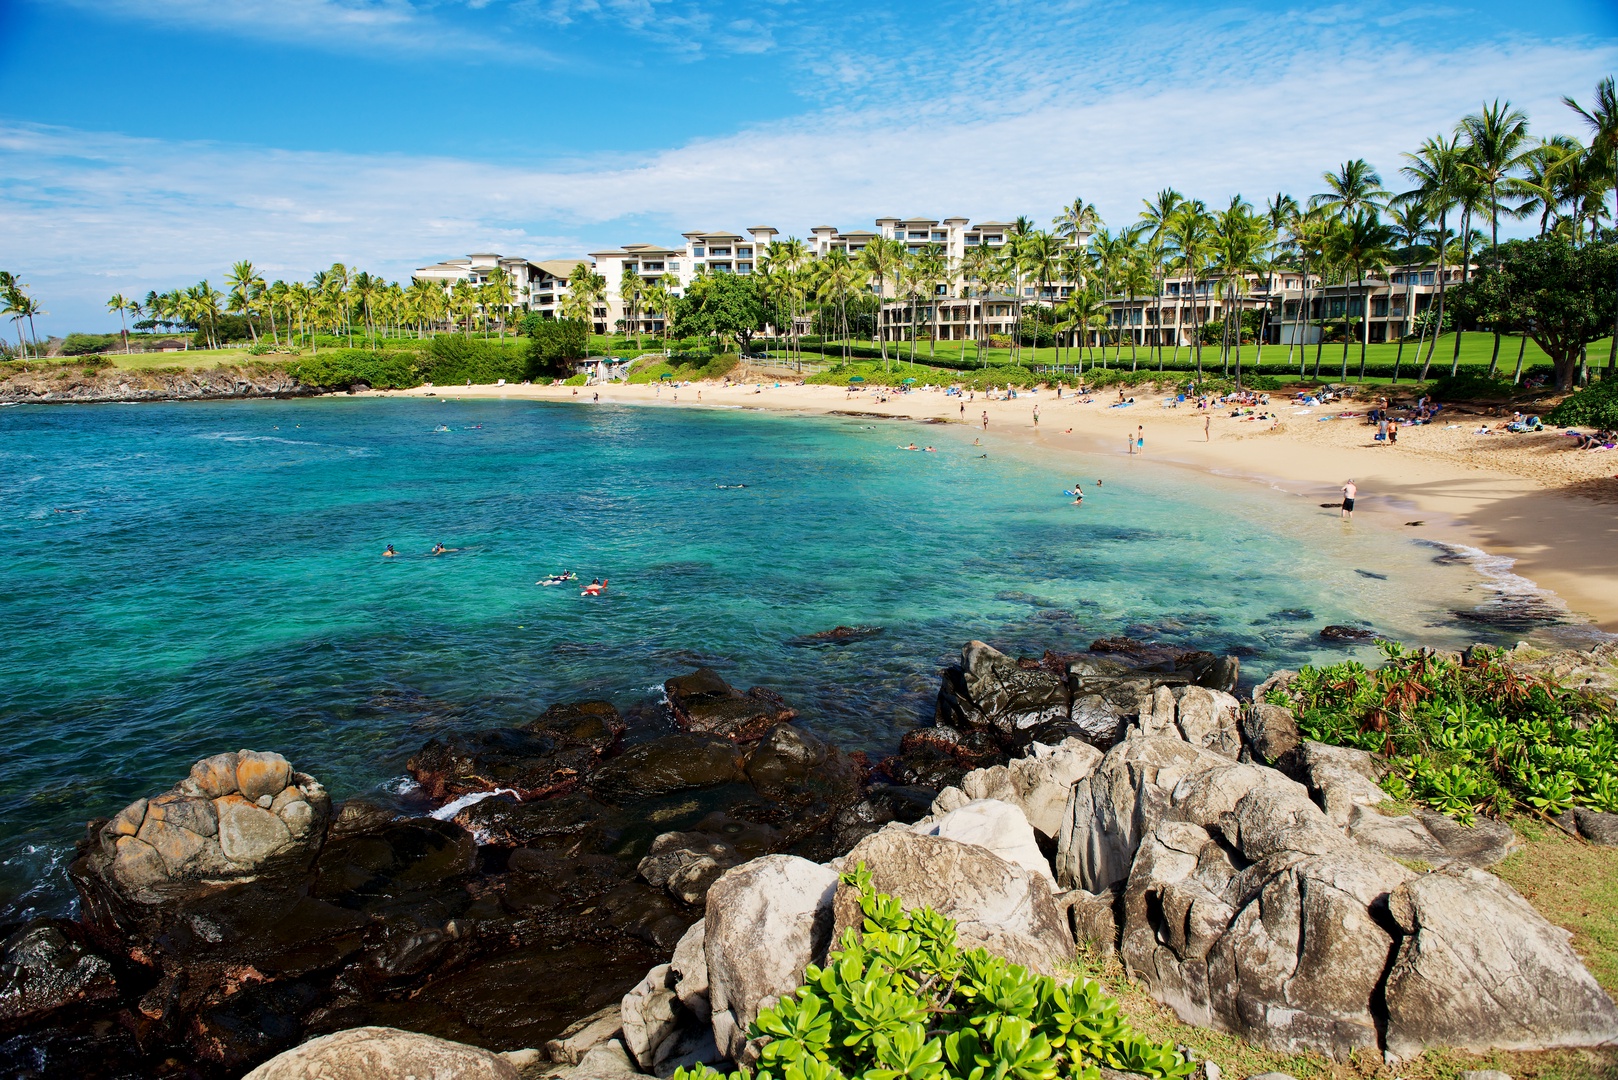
[[384, 775, 420, 796], [429, 787, 519, 822]]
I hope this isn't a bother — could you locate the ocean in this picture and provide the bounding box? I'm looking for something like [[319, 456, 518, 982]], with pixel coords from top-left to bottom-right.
[[0, 395, 1581, 919]]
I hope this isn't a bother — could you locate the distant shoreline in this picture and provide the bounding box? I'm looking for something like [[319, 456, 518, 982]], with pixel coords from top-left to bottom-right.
[[366, 378, 1618, 633]]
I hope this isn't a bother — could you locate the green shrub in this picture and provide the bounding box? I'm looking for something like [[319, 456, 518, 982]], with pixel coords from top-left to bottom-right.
[[60, 333, 116, 356], [625, 352, 739, 384], [1547, 377, 1618, 429], [524, 316, 590, 376], [1270, 641, 1618, 823], [677, 866, 1191, 1080], [420, 335, 526, 385], [286, 349, 421, 390], [563, 373, 588, 386]]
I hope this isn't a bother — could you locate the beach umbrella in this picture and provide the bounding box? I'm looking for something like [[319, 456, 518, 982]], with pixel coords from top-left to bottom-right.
[[848, 375, 865, 383], [902, 378, 917, 385], [661, 372, 673, 380]]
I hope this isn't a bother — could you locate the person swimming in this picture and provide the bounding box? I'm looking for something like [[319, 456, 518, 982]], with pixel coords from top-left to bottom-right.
[[581, 578, 608, 596], [383, 544, 396, 557], [431, 543, 446, 555], [1072, 484, 1084, 504]]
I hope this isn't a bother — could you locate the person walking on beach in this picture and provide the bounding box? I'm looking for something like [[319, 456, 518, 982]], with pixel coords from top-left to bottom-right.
[[1033, 404, 1040, 429], [1341, 480, 1357, 521], [1204, 416, 1211, 442]]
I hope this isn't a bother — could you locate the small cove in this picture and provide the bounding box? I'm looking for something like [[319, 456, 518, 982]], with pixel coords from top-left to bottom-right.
[[0, 396, 1598, 920]]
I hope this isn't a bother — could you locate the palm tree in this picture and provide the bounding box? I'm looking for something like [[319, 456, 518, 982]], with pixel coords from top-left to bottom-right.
[[1165, 201, 1213, 377], [1565, 77, 1618, 375], [107, 293, 132, 353], [1139, 189, 1183, 366], [959, 243, 998, 366], [858, 236, 905, 372], [1312, 159, 1390, 219], [324, 263, 353, 346], [1398, 134, 1464, 380], [1508, 136, 1583, 237], [227, 261, 265, 342], [1325, 210, 1397, 380], [1385, 202, 1430, 382], [1116, 235, 1155, 372], [1457, 99, 1531, 374], [1021, 231, 1062, 367], [618, 263, 644, 350], [3, 277, 35, 357]]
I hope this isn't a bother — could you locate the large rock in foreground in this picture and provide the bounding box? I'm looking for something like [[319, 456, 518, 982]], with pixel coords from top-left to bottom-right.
[[833, 825, 1074, 975], [1383, 866, 1618, 1057], [241, 1026, 520, 1079], [703, 855, 839, 1061]]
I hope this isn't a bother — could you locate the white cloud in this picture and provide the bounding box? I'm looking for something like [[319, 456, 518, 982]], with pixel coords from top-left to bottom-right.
[[3, 35, 1613, 332]]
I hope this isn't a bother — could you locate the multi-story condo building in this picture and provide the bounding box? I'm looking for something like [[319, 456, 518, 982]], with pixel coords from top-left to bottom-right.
[[412, 253, 593, 322]]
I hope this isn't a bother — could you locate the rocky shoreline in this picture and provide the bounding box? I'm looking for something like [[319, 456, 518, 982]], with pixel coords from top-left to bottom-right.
[[0, 365, 314, 404], [3, 638, 1617, 1079]]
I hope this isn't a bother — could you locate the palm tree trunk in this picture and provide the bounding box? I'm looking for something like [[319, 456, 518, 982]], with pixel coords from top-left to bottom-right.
[[1510, 325, 1530, 385]]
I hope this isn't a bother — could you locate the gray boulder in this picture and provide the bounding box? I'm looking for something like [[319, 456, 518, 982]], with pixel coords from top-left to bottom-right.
[[1283, 741, 1388, 826], [1175, 687, 1242, 759], [1573, 808, 1618, 846], [1383, 866, 1618, 1057], [638, 831, 743, 906], [957, 738, 1102, 841], [1349, 806, 1518, 868], [241, 1026, 519, 1080], [1239, 704, 1299, 764], [915, 799, 1053, 883], [544, 1005, 623, 1066], [564, 1038, 642, 1080], [834, 825, 1074, 974], [704, 855, 839, 1061], [621, 963, 679, 1069]]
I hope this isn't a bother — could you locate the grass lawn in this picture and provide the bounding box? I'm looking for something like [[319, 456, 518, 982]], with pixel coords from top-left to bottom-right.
[[105, 349, 251, 370]]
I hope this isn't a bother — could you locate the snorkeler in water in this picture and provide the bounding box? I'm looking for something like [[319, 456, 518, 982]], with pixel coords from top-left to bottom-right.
[[383, 544, 396, 557], [431, 543, 446, 555]]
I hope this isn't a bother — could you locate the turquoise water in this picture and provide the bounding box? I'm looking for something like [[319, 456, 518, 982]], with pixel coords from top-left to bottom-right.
[[0, 397, 1563, 919]]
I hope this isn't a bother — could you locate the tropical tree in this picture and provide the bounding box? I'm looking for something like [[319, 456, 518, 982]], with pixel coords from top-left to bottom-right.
[[1165, 200, 1213, 377], [857, 236, 905, 371], [1325, 210, 1397, 380], [1565, 76, 1618, 375], [1312, 159, 1390, 219], [1458, 99, 1532, 373], [227, 261, 265, 342], [1385, 201, 1430, 381], [1021, 231, 1063, 366], [324, 263, 353, 345], [1399, 134, 1465, 379], [107, 292, 133, 353]]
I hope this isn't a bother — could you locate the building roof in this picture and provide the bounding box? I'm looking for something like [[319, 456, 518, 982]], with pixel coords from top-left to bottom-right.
[[747, 226, 779, 234], [533, 259, 587, 278]]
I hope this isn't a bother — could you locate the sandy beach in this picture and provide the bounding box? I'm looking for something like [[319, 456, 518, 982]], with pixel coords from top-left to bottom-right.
[[369, 376, 1618, 632]]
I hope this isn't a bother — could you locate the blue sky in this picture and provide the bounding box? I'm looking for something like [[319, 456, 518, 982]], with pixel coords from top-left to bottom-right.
[[1, 0, 1615, 333]]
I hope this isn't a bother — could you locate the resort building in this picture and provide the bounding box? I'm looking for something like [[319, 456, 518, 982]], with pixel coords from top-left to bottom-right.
[[412, 253, 589, 318]]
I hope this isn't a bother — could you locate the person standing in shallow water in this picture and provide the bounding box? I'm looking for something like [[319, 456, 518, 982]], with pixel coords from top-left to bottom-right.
[[1136, 426, 1145, 455], [1341, 479, 1357, 520]]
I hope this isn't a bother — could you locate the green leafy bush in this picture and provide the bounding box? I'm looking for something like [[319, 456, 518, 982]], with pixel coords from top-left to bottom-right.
[[421, 335, 526, 385], [286, 349, 421, 390], [626, 352, 740, 384], [676, 866, 1193, 1080], [1270, 641, 1618, 823], [563, 373, 588, 386], [524, 316, 590, 375], [60, 333, 116, 356], [1547, 377, 1618, 429]]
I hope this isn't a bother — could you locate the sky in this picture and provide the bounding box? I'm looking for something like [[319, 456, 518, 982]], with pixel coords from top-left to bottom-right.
[[1, 0, 1615, 334]]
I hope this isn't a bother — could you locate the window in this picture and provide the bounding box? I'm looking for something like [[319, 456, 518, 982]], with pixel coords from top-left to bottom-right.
[[737, 247, 752, 257], [693, 247, 705, 257], [1421, 271, 1434, 285], [710, 247, 731, 257], [1372, 297, 1388, 317]]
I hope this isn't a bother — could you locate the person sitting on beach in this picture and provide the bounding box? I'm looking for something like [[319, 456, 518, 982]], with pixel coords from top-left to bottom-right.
[[383, 545, 396, 557]]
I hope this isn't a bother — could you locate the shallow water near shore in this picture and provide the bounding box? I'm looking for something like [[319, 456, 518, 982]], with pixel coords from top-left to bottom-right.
[[0, 396, 1595, 920]]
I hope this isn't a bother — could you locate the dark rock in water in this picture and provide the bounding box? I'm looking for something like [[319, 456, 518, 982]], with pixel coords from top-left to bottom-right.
[[452, 791, 620, 850], [407, 701, 624, 800], [826, 785, 936, 854], [1452, 598, 1564, 630], [1320, 625, 1376, 643], [589, 734, 742, 804], [936, 641, 1070, 740], [638, 833, 743, 906], [1090, 636, 1148, 654], [1355, 569, 1389, 580], [742, 724, 829, 791], [0, 1019, 147, 1079], [0, 920, 120, 1028], [664, 669, 798, 741], [789, 626, 884, 646]]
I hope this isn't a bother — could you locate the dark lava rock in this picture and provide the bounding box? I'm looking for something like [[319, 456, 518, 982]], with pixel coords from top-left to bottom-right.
[[1320, 624, 1376, 643], [453, 791, 621, 851], [664, 668, 798, 741], [588, 733, 742, 804], [790, 626, 884, 646], [827, 785, 937, 854], [0, 921, 119, 1029], [742, 724, 830, 791], [1090, 636, 1148, 653], [407, 700, 624, 800], [936, 641, 1070, 742], [1574, 808, 1618, 846]]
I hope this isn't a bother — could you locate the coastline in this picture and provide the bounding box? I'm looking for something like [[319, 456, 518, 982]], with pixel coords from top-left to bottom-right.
[[365, 378, 1618, 632]]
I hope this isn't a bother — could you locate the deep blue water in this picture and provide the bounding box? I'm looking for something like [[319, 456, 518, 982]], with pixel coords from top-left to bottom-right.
[[0, 396, 1562, 919]]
